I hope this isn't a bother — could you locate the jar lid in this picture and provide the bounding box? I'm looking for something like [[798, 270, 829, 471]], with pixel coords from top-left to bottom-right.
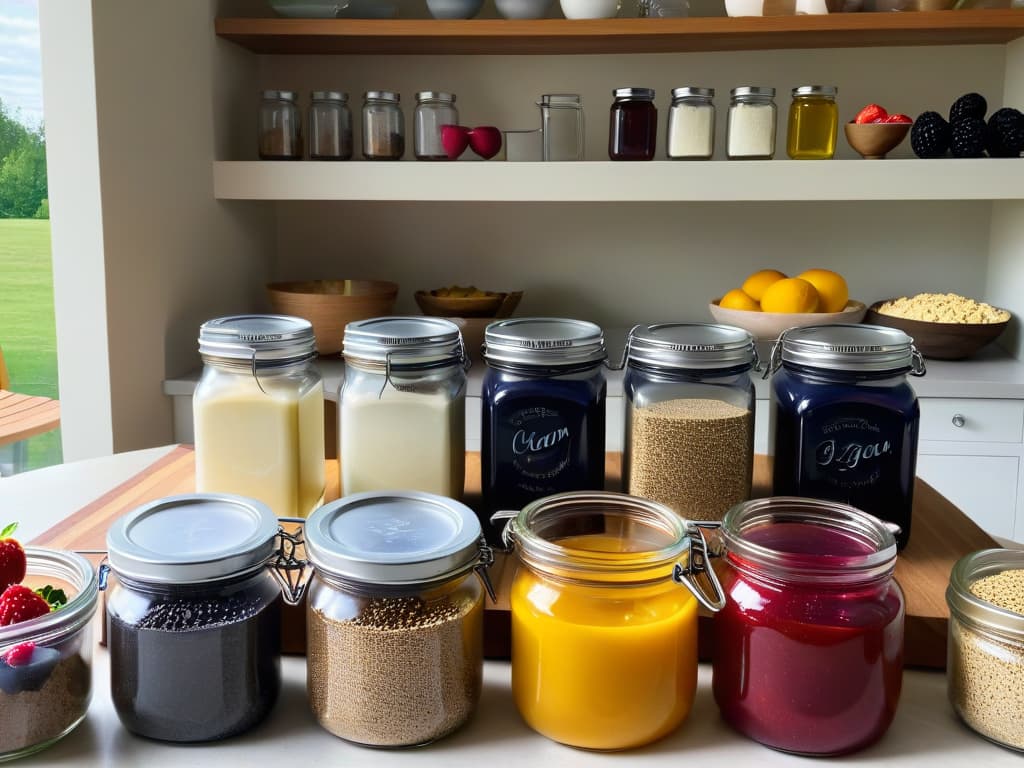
[[627, 323, 756, 371], [364, 90, 400, 102], [947, 549, 1024, 640], [792, 85, 838, 97], [730, 86, 776, 98], [311, 90, 348, 102], [777, 324, 918, 373], [305, 491, 485, 585], [671, 87, 715, 100], [539, 94, 582, 107], [415, 91, 455, 103], [106, 494, 279, 585], [483, 318, 607, 368], [198, 315, 317, 366], [613, 87, 656, 101], [343, 316, 463, 367], [262, 90, 297, 101]]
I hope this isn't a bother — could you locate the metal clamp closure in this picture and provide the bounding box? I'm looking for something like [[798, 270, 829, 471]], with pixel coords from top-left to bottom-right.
[[475, 539, 497, 603], [607, 324, 643, 372], [672, 522, 726, 612], [269, 519, 308, 606], [763, 333, 786, 380], [490, 510, 519, 552], [910, 348, 926, 377]]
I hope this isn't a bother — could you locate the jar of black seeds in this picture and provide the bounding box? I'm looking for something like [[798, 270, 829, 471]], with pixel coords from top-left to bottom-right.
[[304, 491, 494, 747], [104, 494, 301, 742]]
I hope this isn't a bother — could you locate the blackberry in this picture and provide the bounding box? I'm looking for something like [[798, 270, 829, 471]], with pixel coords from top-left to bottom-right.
[[985, 107, 1024, 158], [949, 93, 987, 124], [951, 117, 987, 158], [911, 111, 951, 159]]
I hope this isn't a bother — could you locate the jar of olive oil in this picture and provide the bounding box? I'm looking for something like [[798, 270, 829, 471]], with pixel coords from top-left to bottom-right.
[[787, 86, 838, 160]]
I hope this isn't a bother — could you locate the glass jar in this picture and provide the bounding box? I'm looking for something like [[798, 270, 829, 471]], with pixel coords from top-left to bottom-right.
[[0, 548, 97, 762], [501, 491, 723, 751], [767, 324, 925, 549], [415, 91, 458, 160], [727, 86, 777, 160], [609, 87, 657, 161], [481, 318, 607, 544], [309, 90, 352, 160], [787, 85, 839, 160], [340, 317, 467, 498], [538, 94, 584, 162], [712, 497, 905, 756], [304, 491, 493, 747], [258, 89, 302, 160], [666, 86, 715, 160], [362, 90, 404, 160], [623, 323, 756, 520], [947, 548, 1024, 752], [104, 494, 298, 742], [194, 315, 326, 519]]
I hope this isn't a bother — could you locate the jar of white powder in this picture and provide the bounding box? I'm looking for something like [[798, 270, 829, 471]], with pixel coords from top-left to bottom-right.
[[727, 86, 777, 160], [667, 87, 715, 160]]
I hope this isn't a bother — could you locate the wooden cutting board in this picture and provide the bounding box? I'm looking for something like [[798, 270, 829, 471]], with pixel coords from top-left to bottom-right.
[[32, 446, 997, 669]]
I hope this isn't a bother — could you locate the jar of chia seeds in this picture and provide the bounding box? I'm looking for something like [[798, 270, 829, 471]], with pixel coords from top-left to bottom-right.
[[947, 548, 1024, 752], [304, 491, 494, 748], [481, 318, 607, 544], [766, 324, 925, 549], [622, 323, 757, 521], [103, 494, 304, 743]]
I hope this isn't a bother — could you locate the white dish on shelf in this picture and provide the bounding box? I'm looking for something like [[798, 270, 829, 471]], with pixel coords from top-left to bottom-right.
[[268, 0, 398, 18], [494, 0, 554, 19], [426, 0, 485, 18], [560, 0, 621, 17]]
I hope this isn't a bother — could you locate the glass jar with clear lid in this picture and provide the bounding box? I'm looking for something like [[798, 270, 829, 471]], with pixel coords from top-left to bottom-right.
[[258, 90, 302, 160], [667, 87, 715, 159], [538, 94, 584, 161], [309, 90, 352, 160], [304, 491, 494, 747], [340, 317, 467, 498], [194, 315, 326, 519], [362, 90, 405, 160], [623, 323, 756, 520], [787, 85, 839, 160], [415, 91, 458, 160], [727, 86, 777, 160]]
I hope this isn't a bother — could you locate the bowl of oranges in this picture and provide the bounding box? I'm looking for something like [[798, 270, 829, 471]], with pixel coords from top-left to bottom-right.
[[710, 268, 867, 341]]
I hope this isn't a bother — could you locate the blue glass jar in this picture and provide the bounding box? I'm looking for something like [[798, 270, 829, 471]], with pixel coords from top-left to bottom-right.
[[481, 318, 607, 543], [767, 324, 925, 549]]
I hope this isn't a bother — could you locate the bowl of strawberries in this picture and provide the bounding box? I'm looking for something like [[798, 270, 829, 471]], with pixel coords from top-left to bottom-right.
[[845, 103, 913, 159]]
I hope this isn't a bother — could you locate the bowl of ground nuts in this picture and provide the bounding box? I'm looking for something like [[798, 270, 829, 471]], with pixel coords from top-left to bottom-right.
[[865, 293, 1011, 360]]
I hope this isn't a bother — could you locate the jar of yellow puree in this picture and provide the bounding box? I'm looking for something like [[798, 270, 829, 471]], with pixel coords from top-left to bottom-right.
[[499, 491, 725, 750]]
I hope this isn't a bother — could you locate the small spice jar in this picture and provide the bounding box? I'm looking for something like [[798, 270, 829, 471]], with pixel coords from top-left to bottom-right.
[[713, 497, 905, 756], [727, 86, 777, 160], [623, 323, 756, 520], [104, 494, 299, 742], [501, 491, 723, 750], [340, 317, 467, 498], [305, 491, 493, 747], [947, 548, 1024, 752], [309, 90, 352, 160], [362, 90, 405, 160], [415, 91, 458, 160], [481, 318, 607, 544], [538, 94, 585, 161], [767, 324, 925, 549], [258, 90, 302, 160], [787, 85, 839, 160], [666, 87, 715, 160], [609, 87, 658, 161], [0, 547, 97, 762]]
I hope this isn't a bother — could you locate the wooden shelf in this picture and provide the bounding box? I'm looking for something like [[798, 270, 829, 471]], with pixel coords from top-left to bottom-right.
[[215, 11, 1024, 56]]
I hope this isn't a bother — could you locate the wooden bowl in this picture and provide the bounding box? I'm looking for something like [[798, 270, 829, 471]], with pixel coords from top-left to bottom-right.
[[266, 279, 398, 355], [865, 300, 1010, 360], [844, 122, 911, 160], [709, 299, 868, 341], [415, 290, 523, 319]]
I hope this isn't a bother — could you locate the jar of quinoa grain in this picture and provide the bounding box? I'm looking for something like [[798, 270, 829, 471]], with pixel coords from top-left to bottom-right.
[[947, 548, 1024, 752], [304, 491, 494, 748]]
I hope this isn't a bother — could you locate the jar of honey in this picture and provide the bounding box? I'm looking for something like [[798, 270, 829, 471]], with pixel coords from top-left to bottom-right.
[[787, 85, 839, 160], [500, 491, 724, 751]]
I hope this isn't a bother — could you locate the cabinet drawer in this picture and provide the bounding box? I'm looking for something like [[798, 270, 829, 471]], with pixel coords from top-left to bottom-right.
[[919, 399, 1024, 444], [916, 454, 1019, 540]]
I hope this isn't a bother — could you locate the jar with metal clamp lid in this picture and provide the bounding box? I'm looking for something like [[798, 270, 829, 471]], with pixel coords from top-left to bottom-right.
[[622, 323, 757, 521], [194, 315, 325, 519], [766, 324, 925, 549], [339, 317, 467, 498]]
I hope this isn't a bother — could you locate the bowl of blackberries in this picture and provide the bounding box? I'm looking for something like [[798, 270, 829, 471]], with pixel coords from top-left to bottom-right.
[[912, 93, 1024, 159]]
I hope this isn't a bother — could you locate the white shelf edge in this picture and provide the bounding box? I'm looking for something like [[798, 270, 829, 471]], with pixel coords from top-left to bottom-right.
[[213, 159, 1024, 203]]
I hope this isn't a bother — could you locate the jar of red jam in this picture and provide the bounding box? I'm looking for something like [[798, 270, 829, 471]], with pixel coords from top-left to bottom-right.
[[609, 87, 657, 161], [712, 496, 905, 756]]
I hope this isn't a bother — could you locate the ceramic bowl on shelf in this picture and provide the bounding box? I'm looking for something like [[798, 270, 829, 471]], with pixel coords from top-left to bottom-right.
[[560, 0, 622, 17], [415, 288, 523, 318], [426, 0, 485, 18], [844, 121, 912, 159], [709, 299, 868, 341], [267, 0, 398, 18], [864, 300, 1010, 360], [494, 0, 554, 19]]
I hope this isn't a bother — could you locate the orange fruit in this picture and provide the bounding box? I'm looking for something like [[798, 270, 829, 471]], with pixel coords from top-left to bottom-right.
[[719, 289, 761, 312], [761, 278, 820, 313], [798, 269, 849, 314], [741, 269, 787, 302]]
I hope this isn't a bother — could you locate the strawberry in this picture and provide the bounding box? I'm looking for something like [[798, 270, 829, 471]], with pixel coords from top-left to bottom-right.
[[0, 523, 26, 591], [0, 585, 50, 626], [2, 642, 35, 667], [855, 104, 888, 125], [883, 114, 913, 124]]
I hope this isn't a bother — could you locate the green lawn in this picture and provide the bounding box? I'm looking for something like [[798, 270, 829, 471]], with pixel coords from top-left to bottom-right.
[[0, 219, 61, 471]]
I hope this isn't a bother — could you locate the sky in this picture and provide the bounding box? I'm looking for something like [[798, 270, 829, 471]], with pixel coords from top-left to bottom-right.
[[0, 0, 42, 129]]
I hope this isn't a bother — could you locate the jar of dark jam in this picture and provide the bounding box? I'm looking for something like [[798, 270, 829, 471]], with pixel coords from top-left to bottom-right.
[[712, 497, 905, 756], [767, 324, 925, 549], [481, 318, 607, 544], [609, 87, 657, 161]]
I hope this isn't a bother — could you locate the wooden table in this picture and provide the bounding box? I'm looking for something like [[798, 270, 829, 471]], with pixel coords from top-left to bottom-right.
[[0, 389, 60, 447]]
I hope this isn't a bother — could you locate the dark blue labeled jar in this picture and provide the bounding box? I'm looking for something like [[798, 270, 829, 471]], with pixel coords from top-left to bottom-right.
[[481, 318, 607, 543], [767, 324, 925, 549]]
